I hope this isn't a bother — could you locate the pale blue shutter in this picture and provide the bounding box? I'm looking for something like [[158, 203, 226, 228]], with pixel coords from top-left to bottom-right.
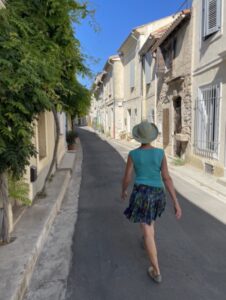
[[130, 59, 135, 88], [145, 52, 151, 84], [204, 0, 221, 37]]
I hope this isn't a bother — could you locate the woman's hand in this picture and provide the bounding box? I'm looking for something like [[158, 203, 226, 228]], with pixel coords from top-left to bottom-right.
[[121, 155, 133, 201], [121, 190, 128, 201], [174, 202, 182, 219]]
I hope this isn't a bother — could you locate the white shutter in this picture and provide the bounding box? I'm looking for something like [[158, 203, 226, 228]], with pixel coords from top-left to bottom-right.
[[204, 0, 221, 37], [130, 59, 135, 88], [145, 52, 151, 84]]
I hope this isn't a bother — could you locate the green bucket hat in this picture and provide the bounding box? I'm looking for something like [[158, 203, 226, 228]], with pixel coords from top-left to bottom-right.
[[132, 121, 159, 144]]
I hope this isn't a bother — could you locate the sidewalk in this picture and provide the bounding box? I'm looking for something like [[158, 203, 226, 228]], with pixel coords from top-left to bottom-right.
[[0, 147, 78, 300]]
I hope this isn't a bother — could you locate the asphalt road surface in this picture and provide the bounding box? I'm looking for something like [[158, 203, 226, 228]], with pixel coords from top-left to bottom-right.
[[66, 128, 226, 300]]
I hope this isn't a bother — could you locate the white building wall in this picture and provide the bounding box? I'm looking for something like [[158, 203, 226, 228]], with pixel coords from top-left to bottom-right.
[[192, 0, 226, 176], [120, 16, 175, 138]]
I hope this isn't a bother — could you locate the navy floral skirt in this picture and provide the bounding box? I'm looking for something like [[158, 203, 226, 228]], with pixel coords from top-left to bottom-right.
[[124, 184, 166, 225]]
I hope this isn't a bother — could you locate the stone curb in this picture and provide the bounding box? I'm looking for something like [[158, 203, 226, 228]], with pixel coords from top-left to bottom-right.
[[18, 172, 71, 300], [0, 151, 76, 300], [169, 167, 226, 201]]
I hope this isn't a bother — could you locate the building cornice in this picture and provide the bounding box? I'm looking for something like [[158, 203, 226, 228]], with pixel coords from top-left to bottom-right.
[[103, 55, 120, 71], [193, 56, 224, 76]]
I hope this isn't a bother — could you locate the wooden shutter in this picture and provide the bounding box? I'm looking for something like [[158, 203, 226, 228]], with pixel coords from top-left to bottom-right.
[[145, 51, 151, 84], [156, 47, 166, 75], [163, 109, 169, 148], [204, 0, 221, 37]]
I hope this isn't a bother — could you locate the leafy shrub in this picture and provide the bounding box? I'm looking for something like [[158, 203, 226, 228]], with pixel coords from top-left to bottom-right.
[[66, 130, 78, 145], [8, 175, 31, 206]]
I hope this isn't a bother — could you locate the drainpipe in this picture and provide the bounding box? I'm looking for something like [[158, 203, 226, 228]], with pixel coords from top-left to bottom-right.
[[224, 125, 226, 177], [140, 55, 143, 121], [108, 58, 116, 139], [152, 51, 158, 146], [99, 80, 105, 134], [131, 31, 143, 123]]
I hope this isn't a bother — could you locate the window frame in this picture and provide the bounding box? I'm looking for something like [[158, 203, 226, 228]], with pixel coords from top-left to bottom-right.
[[202, 0, 221, 39], [194, 83, 221, 159]]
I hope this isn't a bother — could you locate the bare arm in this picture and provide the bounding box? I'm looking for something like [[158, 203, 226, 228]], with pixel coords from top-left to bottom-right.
[[121, 155, 133, 201], [161, 154, 182, 219]]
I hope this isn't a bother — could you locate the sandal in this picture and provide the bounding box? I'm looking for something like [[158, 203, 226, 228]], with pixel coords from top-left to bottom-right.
[[147, 266, 162, 284]]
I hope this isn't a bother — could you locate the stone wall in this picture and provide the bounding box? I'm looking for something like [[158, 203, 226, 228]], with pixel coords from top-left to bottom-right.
[[156, 18, 192, 158]]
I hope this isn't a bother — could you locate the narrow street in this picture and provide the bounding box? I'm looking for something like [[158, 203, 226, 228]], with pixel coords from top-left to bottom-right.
[[65, 128, 226, 300]]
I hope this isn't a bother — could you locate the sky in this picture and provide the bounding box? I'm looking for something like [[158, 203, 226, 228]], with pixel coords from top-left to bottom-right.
[[75, 0, 190, 88]]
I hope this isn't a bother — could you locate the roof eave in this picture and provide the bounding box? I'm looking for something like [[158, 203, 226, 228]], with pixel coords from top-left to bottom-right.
[[118, 30, 140, 54], [151, 12, 191, 52], [139, 35, 156, 56], [103, 55, 120, 71]]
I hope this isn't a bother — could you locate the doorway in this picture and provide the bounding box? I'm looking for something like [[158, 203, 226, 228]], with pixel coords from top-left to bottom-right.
[[173, 97, 182, 156]]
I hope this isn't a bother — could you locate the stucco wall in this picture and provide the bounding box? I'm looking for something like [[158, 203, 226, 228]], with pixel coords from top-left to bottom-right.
[[192, 0, 226, 176], [26, 111, 66, 200], [114, 60, 124, 100], [192, 0, 226, 71]]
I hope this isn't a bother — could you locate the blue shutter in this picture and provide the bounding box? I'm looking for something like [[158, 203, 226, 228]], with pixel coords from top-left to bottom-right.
[[130, 59, 135, 88], [204, 0, 221, 37]]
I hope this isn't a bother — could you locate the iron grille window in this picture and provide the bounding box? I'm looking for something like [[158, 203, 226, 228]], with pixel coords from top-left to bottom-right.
[[194, 84, 220, 159]]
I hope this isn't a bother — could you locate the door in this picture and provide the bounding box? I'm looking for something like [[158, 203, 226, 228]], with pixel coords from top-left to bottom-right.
[[173, 97, 182, 156], [163, 108, 170, 148]]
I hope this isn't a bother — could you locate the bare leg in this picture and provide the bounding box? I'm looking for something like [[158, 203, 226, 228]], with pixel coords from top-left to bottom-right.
[[140, 222, 160, 275]]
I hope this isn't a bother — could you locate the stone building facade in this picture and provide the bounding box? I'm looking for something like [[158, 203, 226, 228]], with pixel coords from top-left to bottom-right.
[[92, 56, 124, 138], [118, 16, 175, 139], [151, 11, 192, 159]]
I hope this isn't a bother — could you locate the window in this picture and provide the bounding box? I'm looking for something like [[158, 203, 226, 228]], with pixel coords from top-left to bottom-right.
[[162, 46, 172, 72], [130, 59, 135, 90], [172, 38, 177, 59], [109, 71, 113, 97], [203, 0, 221, 38], [147, 109, 155, 123], [146, 83, 151, 95], [194, 84, 220, 158], [151, 109, 155, 123]]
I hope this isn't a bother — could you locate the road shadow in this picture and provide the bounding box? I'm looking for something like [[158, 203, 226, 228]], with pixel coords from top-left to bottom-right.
[[66, 127, 226, 300]]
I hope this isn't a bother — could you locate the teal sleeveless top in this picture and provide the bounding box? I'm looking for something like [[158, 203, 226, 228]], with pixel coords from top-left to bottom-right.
[[129, 148, 165, 188]]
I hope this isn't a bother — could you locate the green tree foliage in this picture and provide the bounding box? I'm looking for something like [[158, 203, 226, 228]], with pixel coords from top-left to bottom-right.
[[0, 0, 92, 242], [0, 0, 91, 178], [8, 174, 31, 206]]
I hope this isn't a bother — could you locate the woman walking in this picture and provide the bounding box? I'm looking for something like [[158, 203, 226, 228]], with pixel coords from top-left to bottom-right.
[[121, 121, 182, 283]]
